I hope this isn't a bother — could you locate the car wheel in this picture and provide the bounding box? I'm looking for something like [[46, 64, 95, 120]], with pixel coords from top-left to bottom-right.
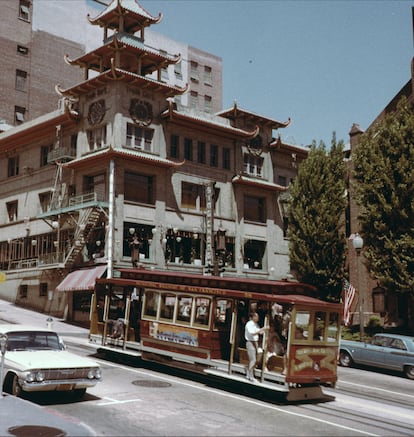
[[404, 365, 414, 380], [5, 374, 22, 397], [339, 351, 353, 367]]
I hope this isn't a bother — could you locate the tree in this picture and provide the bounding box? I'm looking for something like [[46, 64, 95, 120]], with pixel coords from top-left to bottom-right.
[[288, 135, 347, 301], [353, 97, 414, 295]]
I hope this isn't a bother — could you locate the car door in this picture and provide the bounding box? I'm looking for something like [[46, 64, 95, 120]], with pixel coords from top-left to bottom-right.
[[384, 337, 407, 371], [358, 335, 387, 367]]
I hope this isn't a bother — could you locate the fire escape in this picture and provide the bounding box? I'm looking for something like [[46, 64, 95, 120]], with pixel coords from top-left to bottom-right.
[[36, 130, 109, 269]]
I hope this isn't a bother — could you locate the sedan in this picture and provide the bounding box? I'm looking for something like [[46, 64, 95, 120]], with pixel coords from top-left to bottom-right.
[[339, 333, 414, 379], [0, 324, 101, 397]]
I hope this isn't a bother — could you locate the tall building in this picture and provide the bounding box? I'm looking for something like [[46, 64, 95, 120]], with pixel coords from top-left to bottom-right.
[[0, 0, 305, 324], [0, 0, 222, 129]]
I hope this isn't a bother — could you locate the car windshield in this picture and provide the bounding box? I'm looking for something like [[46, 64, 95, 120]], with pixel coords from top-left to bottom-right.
[[6, 331, 61, 351]]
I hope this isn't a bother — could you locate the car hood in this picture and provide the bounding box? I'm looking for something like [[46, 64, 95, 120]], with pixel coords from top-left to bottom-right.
[[5, 350, 99, 369]]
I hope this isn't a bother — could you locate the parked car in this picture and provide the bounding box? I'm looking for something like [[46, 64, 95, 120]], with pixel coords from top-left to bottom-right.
[[0, 325, 101, 397], [339, 333, 414, 379]]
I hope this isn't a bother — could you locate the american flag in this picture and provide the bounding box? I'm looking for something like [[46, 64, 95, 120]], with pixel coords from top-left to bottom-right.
[[342, 279, 357, 326]]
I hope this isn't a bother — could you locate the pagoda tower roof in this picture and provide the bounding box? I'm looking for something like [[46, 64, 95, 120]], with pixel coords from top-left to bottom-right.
[[88, 0, 162, 33], [56, 63, 188, 99], [65, 32, 180, 76]]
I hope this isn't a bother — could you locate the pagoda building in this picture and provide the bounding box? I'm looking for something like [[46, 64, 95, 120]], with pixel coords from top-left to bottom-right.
[[0, 0, 305, 323]]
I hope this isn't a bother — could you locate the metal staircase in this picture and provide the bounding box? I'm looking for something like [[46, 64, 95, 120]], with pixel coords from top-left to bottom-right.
[[64, 208, 103, 266]]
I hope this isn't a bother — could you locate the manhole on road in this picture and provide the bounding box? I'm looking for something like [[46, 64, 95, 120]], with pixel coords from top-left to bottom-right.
[[132, 379, 171, 388], [8, 425, 66, 437]]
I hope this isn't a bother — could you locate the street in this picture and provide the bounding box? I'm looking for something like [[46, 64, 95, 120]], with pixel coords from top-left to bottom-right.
[[23, 344, 414, 436]]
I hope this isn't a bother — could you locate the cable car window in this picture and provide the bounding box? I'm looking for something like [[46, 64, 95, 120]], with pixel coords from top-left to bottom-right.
[[294, 311, 309, 340], [214, 299, 231, 326], [177, 296, 192, 323], [160, 293, 176, 321], [327, 312, 339, 342], [195, 297, 210, 326], [314, 312, 326, 341], [143, 290, 159, 319]]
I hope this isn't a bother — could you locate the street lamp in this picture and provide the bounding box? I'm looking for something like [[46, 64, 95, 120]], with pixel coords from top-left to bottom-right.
[[352, 233, 364, 340], [0, 333, 8, 399]]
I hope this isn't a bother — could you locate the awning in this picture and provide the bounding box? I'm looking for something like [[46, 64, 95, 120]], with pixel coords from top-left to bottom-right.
[[55, 265, 107, 292]]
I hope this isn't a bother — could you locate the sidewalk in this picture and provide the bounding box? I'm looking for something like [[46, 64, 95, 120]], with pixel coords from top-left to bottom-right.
[[0, 299, 98, 436], [0, 299, 98, 351]]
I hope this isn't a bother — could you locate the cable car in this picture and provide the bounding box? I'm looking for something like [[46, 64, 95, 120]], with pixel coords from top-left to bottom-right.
[[89, 268, 342, 401]]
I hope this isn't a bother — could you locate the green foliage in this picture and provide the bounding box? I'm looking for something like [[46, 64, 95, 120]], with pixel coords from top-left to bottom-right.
[[353, 97, 414, 294], [288, 135, 347, 301]]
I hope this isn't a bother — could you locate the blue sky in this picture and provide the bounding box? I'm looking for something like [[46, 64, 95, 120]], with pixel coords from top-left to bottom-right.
[[132, 0, 413, 147]]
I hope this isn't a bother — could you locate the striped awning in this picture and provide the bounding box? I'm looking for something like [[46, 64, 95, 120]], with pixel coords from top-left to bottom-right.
[[55, 265, 107, 292]]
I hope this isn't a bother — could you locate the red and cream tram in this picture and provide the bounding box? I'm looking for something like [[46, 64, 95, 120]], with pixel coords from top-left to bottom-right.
[[90, 268, 342, 401]]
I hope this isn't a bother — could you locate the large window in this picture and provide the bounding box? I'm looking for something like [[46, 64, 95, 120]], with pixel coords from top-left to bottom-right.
[[14, 106, 25, 124], [197, 141, 206, 164], [181, 182, 206, 210], [190, 61, 199, 82], [244, 195, 266, 223], [19, 0, 30, 20], [204, 66, 212, 85], [124, 172, 154, 204], [170, 135, 179, 159], [210, 144, 218, 167], [190, 91, 198, 108], [38, 192, 52, 213], [222, 147, 230, 170], [87, 126, 107, 150], [84, 173, 106, 201], [15, 69, 27, 91], [6, 201, 18, 222], [243, 239, 266, 270], [126, 124, 153, 151], [244, 154, 263, 177], [184, 138, 193, 161], [40, 145, 52, 167], [123, 222, 153, 260], [8, 156, 19, 177]]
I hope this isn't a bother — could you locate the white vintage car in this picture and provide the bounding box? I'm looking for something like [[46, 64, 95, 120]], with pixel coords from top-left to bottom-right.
[[0, 325, 101, 397]]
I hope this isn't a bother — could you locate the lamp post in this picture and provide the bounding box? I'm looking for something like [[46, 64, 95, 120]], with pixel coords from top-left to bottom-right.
[[352, 233, 364, 340], [0, 333, 7, 399]]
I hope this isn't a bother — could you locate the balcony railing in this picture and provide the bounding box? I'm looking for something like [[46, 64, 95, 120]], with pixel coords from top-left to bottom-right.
[[47, 146, 76, 163]]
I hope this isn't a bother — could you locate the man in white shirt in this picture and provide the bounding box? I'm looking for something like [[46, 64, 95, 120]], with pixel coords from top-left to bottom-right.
[[244, 312, 268, 382]]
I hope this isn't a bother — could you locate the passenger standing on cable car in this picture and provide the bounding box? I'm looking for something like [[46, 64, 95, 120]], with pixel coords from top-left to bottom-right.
[[244, 312, 268, 382]]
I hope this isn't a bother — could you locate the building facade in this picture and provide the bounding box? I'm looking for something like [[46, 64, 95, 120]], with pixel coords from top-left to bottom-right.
[[347, 57, 414, 333], [0, 0, 306, 324]]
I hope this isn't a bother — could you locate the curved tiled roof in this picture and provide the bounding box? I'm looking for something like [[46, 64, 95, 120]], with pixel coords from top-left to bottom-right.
[[64, 145, 184, 169], [217, 102, 291, 130], [232, 174, 287, 192], [161, 101, 259, 139], [57, 67, 187, 98], [88, 0, 162, 33], [65, 32, 180, 70]]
